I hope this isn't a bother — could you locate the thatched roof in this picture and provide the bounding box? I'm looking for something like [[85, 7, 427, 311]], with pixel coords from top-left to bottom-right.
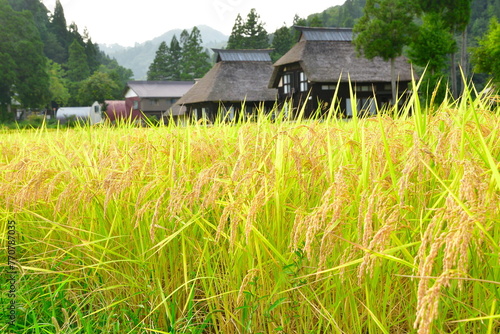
[[177, 50, 277, 105], [269, 27, 414, 87]]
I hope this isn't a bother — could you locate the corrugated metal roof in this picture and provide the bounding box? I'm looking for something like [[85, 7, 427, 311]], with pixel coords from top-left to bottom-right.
[[295, 26, 353, 41], [127, 81, 195, 98], [213, 49, 273, 62]]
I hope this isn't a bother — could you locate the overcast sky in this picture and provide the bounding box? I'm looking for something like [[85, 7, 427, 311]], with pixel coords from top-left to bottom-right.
[[42, 0, 345, 47]]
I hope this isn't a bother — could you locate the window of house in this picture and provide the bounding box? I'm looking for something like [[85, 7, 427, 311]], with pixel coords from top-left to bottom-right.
[[133, 101, 139, 109], [346, 98, 377, 117], [283, 73, 292, 94], [150, 99, 160, 106], [201, 108, 208, 120], [359, 98, 377, 115], [356, 85, 373, 92], [322, 84, 336, 90], [299, 72, 308, 92], [226, 106, 235, 121]]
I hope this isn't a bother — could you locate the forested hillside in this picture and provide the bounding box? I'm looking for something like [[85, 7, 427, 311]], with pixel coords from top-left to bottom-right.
[[0, 0, 132, 123]]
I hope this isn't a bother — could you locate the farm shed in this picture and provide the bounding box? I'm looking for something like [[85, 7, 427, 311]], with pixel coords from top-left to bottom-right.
[[269, 26, 415, 117], [56, 101, 102, 124], [176, 49, 278, 121], [125, 81, 194, 123]]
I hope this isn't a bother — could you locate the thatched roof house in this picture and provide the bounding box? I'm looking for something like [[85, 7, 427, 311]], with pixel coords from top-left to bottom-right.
[[269, 26, 415, 117], [176, 49, 277, 121]]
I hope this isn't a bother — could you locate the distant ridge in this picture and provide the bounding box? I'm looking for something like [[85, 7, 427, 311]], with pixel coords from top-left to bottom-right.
[[100, 25, 228, 80]]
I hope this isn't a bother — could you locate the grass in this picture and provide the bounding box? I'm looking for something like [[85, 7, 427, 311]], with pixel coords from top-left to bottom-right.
[[0, 83, 499, 333]]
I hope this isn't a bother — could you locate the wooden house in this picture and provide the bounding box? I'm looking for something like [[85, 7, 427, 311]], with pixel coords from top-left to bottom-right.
[[176, 49, 277, 121], [269, 26, 415, 117], [56, 101, 102, 125], [125, 81, 194, 122]]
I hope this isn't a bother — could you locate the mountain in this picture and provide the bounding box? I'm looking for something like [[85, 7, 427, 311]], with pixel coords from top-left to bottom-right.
[[100, 25, 228, 79]]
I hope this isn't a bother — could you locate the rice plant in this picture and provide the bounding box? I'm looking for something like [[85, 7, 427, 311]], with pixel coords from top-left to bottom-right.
[[0, 82, 499, 333]]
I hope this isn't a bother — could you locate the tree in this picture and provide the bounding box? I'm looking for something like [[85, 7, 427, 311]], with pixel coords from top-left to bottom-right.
[[48, 0, 70, 63], [408, 13, 457, 75], [98, 60, 133, 97], [165, 35, 182, 80], [227, 14, 245, 49], [414, 0, 472, 96], [77, 72, 119, 105], [293, 15, 307, 40], [66, 39, 90, 82], [271, 24, 294, 62], [227, 9, 269, 49], [66, 39, 90, 105], [243, 9, 269, 49], [147, 41, 170, 80], [353, 0, 417, 104], [47, 60, 70, 107], [180, 27, 211, 80], [0, 52, 16, 122], [147, 35, 182, 81], [471, 17, 500, 87], [309, 15, 323, 27], [0, 0, 50, 120]]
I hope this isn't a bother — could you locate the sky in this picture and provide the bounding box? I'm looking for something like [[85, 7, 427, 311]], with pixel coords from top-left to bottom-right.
[[42, 0, 345, 47]]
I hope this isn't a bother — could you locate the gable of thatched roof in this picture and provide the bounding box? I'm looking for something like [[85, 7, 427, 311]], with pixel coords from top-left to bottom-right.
[[269, 27, 414, 87], [177, 50, 277, 105]]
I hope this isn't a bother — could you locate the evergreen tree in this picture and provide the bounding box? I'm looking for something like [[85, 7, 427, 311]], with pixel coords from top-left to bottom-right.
[[243, 9, 269, 49], [227, 14, 245, 49], [180, 27, 211, 80], [83, 30, 100, 74], [227, 9, 269, 49], [67, 40, 90, 82], [147, 41, 170, 80], [49, 0, 70, 63], [353, 0, 417, 103], [66, 39, 90, 104], [165, 35, 182, 80]]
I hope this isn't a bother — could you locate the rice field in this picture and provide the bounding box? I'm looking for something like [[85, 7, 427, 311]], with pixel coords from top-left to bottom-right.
[[1, 85, 499, 333]]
